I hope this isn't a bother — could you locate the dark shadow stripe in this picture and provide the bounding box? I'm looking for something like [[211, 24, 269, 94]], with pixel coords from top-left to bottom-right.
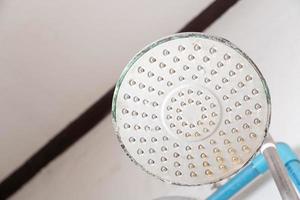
[[0, 0, 238, 199], [179, 0, 238, 32], [0, 88, 115, 199]]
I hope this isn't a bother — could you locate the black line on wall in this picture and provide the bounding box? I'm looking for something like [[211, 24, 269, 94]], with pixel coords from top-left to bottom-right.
[[0, 0, 238, 199]]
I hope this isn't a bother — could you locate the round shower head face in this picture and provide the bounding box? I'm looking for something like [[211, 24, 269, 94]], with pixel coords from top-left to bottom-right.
[[112, 33, 270, 185]]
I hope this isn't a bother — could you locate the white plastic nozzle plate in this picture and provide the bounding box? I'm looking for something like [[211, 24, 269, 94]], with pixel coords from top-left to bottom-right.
[[112, 33, 270, 185]]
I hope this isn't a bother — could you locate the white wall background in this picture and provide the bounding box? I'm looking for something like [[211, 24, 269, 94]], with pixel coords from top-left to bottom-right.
[[1, 0, 300, 199], [0, 0, 213, 182]]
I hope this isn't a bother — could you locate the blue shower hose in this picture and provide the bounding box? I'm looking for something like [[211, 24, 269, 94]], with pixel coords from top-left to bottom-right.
[[207, 143, 300, 200]]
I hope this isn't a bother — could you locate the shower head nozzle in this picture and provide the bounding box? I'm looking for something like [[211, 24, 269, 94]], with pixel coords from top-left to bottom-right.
[[112, 33, 271, 185]]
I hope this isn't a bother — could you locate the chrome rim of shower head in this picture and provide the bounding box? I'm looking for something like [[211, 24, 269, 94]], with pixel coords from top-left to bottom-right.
[[112, 32, 271, 185]]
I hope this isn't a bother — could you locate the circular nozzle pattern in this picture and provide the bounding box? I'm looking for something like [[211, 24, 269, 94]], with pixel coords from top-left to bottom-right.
[[162, 85, 221, 142], [112, 33, 270, 185]]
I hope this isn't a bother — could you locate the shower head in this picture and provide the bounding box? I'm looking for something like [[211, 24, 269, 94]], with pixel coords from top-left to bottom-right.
[[112, 32, 271, 186]]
